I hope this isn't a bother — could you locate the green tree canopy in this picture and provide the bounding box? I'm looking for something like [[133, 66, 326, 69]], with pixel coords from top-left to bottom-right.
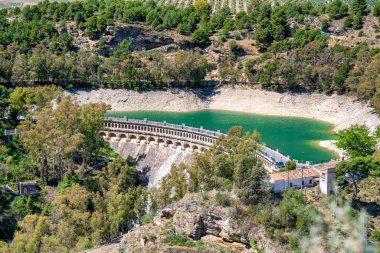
[[192, 27, 210, 47], [336, 125, 377, 158]]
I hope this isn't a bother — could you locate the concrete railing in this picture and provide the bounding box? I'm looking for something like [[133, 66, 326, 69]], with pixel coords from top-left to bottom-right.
[[104, 117, 222, 138], [103, 117, 292, 170]]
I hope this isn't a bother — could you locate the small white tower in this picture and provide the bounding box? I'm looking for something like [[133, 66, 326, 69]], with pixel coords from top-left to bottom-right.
[[320, 167, 336, 195]]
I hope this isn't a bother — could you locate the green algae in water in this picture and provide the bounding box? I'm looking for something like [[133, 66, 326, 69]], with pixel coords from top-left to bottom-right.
[[106, 110, 336, 163]]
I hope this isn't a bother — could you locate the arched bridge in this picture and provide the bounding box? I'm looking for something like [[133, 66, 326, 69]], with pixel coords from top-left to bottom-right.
[[100, 117, 292, 171], [100, 117, 222, 151]]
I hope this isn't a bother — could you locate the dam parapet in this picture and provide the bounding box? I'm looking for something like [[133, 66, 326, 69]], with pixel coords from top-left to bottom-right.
[[101, 117, 222, 150], [101, 117, 294, 172]]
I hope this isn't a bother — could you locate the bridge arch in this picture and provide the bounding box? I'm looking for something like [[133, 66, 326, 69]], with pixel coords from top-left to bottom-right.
[[99, 131, 107, 137], [108, 132, 117, 138], [147, 136, 156, 143], [157, 138, 165, 145], [119, 133, 127, 140], [166, 140, 173, 146], [183, 143, 191, 150]]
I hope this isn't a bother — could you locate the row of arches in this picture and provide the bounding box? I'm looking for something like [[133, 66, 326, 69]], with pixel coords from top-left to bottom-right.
[[99, 131, 205, 151], [103, 122, 215, 144]]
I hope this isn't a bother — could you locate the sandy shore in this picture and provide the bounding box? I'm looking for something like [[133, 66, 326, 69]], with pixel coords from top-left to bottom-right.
[[69, 86, 380, 132], [319, 140, 345, 159]]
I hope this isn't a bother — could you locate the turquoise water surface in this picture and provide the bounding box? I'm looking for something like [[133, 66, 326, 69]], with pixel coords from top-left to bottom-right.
[[106, 110, 336, 163]]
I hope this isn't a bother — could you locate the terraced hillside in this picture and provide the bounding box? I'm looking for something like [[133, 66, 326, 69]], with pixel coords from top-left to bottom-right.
[[156, 0, 250, 13], [154, 0, 378, 13], [0, 0, 66, 8], [0, 0, 377, 13]]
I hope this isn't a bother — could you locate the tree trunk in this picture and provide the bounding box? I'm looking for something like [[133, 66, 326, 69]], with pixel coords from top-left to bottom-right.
[[43, 154, 48, 182]]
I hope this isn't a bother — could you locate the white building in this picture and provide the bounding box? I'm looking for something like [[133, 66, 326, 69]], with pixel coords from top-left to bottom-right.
[[270, 163, 337, 194], [320, 167, 336, 195]]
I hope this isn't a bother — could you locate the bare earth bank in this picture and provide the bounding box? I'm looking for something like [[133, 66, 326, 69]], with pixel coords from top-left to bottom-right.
[[69, 86, 380, 132]]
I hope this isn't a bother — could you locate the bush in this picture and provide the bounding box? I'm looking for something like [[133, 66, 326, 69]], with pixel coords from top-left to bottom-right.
[[279, 160, 297, 172], [201, 191, 209, 201], [370, 230, 380, 242], [223, 178, 233, 191], [192, 28, 210, 47], [249, 238, 263, 253], [229, 40, 244, 55], [321, 19, 329, 30], [373, 1, 380, 17], [215, 192, 231, 207], [289, 232, 300, 249], [141, 213, 154, 225], [343, 15, 353, 27], [164, 232, 203, 248], [57, 175, 80, 193], [233, 32, 242, 40]]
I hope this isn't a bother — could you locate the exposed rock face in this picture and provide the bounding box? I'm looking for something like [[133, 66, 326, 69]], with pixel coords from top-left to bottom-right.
[[92, 193, 291, 253], [162, 199, 237, 241], [148, 193, 289, 252], [288, 15, 322, 29], [111, 25, 175, 51]]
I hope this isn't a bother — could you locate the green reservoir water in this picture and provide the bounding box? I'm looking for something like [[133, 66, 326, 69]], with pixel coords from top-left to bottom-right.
[[106, 110, 336, 163]]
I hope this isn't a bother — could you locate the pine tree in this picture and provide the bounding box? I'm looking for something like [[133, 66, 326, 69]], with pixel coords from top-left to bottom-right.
[[352, 11, 363, 30], [351, 0, 367, 15]]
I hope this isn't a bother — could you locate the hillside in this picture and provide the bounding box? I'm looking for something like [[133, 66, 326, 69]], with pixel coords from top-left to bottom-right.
[[1, 0, 380, 112], [1, 0, 379, 12], [1, 0, 380, 252]]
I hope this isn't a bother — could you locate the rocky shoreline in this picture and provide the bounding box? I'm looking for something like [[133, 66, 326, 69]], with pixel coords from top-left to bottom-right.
[[69, 86, 380, 132]]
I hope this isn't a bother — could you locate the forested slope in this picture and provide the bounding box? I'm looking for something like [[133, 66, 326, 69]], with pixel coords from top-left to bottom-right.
[[0, 0, 380, 110], [0, 0, 380, 251]]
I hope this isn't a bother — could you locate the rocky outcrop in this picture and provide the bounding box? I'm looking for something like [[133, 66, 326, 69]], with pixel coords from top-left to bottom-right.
[[83, 193, 290, 253], [110, 25, 174, 51], [289, 15, 322, 29], [159, 199, 242, 242], [120, 193, 290, 252]]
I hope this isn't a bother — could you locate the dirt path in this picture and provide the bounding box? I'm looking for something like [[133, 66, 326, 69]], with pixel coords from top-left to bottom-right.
[[242, 0, 247, 12]]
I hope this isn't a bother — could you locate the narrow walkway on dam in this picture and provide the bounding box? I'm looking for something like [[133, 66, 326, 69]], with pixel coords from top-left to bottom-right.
[[102, 117, 292, 171]]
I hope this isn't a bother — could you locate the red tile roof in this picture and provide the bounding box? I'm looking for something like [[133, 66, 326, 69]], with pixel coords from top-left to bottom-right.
[[270, 162, 337, 181], [270, 168, 320, 181]]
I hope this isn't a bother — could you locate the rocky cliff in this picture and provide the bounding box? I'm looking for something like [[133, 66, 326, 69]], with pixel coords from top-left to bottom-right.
[[117, 192, 289, 253]]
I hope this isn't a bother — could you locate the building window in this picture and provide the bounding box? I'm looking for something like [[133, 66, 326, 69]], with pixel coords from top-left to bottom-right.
[[289, 182, 293, 187], [302, 181, 304, 185], [309, 179, 312, 184]]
